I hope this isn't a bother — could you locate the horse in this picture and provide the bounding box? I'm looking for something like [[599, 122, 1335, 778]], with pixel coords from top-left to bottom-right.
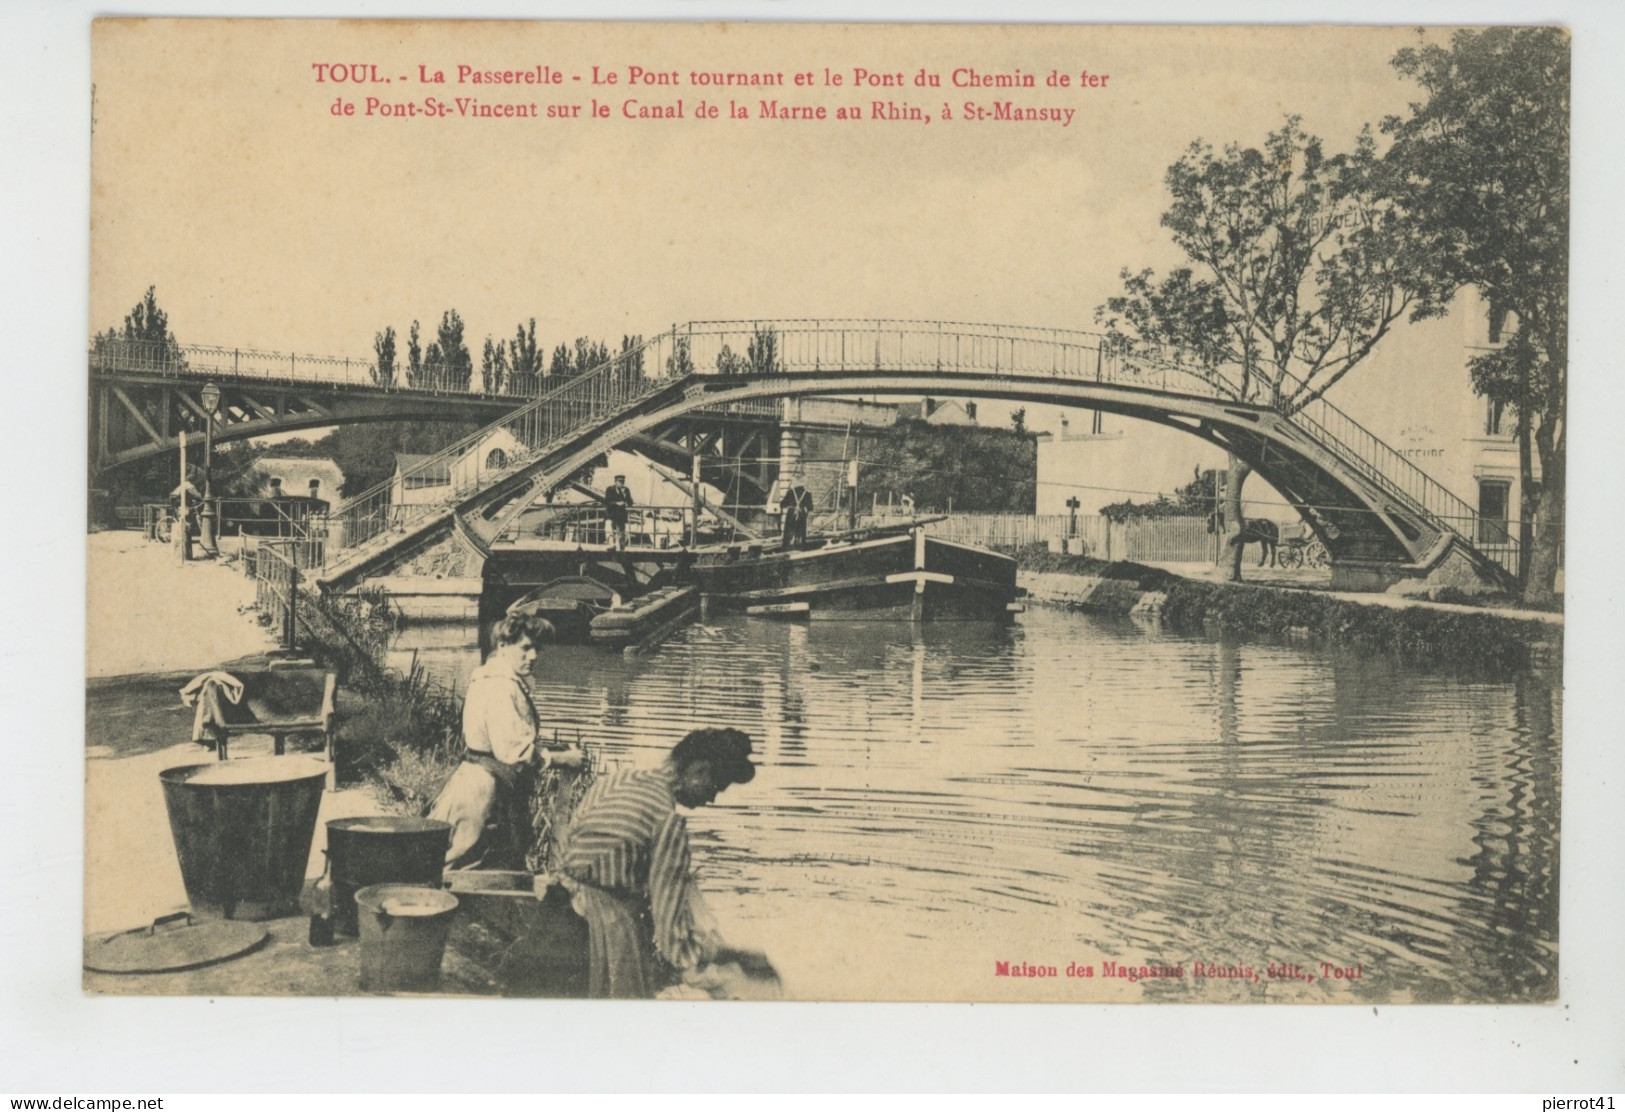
[[1227, 518, 1280, 567]]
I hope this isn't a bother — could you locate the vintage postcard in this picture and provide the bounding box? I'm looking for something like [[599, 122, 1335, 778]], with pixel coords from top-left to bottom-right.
[[85, 18, 1567, 1005]]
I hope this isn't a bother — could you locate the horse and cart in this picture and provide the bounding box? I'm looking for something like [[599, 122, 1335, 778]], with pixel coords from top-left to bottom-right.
[[1217, 516, 1331, 570]]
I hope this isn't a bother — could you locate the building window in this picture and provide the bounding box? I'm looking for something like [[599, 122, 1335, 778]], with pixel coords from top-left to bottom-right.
[[1487, 299, 1508, 345], [485, 448, 509, 471], [1485, 397, 1505, 436], [1477, 479, 1511, 545]]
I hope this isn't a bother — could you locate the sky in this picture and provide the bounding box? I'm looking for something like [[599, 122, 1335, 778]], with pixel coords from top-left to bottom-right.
[[90, 21, 1436, 395]]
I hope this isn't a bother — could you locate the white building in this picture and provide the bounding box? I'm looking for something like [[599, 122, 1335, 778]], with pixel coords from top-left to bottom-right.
[[255, 456, 345, 504], [1331, 290, 1529, 549], [390, 452, 452, 507]]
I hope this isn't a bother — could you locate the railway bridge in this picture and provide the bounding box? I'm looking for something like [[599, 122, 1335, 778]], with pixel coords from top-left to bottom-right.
[[88, 338, 795, 503]]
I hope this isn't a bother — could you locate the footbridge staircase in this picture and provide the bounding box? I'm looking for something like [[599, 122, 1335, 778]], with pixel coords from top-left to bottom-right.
[[308, 320, 1518, 596]]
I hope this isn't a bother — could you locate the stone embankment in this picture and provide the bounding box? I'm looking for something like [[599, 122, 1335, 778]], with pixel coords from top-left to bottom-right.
[[1015, 549, 1560, 672], [1020, 570, 1169, 618]]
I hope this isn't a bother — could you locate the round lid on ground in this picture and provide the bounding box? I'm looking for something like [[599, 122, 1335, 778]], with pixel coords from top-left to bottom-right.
[[84, 918, 269, 974]]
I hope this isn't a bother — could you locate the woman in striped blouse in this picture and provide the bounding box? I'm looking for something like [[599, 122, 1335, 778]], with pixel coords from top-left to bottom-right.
[[560, 727, 772, 998]]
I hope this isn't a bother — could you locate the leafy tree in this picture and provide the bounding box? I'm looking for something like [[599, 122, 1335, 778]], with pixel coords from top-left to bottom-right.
[[572, 337, 610, 377], [716, 343, 745, 376], [95, 286, 187, 368], [321, 421, 483, 496], [444, 310, 474, 389], [373, 326, 397, 388], [421, 309, 471, 391], [548, 342, 573, 381], [423, 340, 445, 388], [1175, 466, 1224, 519], [508, 320, 543, 396], [854, 419, 1037, 514], [1383, 27, 1568, 603], [746, 326, 780, 374], [1099, 494, 1182, 524], [615, 334, 645, 393], [211, 440, 280, 497], [1096, 117, 1448, 580], [480, 336, 508, 394], [1009, 407, 1027, 435], [406, 320, 423, 387], [666, 335, 695, 377], [1099, 466, 1222, 522]]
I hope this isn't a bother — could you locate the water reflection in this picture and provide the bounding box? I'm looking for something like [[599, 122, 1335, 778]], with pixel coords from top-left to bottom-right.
[[391, 605, 1559, 1002]]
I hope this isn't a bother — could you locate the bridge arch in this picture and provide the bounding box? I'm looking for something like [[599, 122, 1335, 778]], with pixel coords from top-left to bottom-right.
[[463, 371, 1434, 577], [301, 319, 1510, 594]]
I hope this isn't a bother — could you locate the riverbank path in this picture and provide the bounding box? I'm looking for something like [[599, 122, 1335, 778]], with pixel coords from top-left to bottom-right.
[[87, 530, 280, 678], [85, 529, 384, 939]]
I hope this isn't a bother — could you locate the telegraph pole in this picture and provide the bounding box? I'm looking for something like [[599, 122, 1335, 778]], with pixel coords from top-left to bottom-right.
[[175, 418, 191, 563], [689, 453, 702, 548], [847, 457, 859, 534]]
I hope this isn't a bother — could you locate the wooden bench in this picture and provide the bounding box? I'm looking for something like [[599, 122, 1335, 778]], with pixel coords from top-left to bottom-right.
[[213, 665, 337, 771]]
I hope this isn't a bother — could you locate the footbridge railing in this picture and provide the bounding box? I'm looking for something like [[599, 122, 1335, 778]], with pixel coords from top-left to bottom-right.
[[680, 320, 1516, 576], [321, 330, 694, 573], [316, 320, 1211, 575], [89, 336, 541, 398], [1280, 386, 1517, 576], [308, 318, 1513, 581]]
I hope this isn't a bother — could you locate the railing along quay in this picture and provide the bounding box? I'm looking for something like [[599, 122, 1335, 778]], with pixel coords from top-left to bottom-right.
[[251, 539, 303, 652]]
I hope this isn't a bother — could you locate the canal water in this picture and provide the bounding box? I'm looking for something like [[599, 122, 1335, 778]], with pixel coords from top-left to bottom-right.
[[390, 605, 1560, 1003]]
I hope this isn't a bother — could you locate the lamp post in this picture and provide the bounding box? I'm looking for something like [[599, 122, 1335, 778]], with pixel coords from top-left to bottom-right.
[[199, 382, 221, 556]]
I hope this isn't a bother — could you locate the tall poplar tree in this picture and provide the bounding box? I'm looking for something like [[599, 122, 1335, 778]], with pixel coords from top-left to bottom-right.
[[96, 286, 187, 368], [373, 325, 397, 387]]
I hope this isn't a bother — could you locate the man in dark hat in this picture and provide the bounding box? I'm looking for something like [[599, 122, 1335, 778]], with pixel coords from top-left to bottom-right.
[[604, 473, 635, 551], [560, 727, 775, 998]]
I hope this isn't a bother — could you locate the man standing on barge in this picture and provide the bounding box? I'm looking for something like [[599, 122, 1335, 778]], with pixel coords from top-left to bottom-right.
[[604, 473, 635, 550], [780, 471, 813, 548]]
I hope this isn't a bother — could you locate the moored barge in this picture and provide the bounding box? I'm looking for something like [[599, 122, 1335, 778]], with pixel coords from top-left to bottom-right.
[[692, 524, 1021, 622]]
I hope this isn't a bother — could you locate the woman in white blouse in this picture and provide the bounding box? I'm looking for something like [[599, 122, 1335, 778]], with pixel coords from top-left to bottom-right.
[[429, 616, 583, 868]]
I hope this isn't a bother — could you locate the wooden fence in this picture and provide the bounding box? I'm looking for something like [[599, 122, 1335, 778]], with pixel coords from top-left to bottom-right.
[[923, 512, 1235, 564]]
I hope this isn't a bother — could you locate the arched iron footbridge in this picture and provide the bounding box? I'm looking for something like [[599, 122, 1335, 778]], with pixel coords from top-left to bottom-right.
[[288, 319, 1513, 594]]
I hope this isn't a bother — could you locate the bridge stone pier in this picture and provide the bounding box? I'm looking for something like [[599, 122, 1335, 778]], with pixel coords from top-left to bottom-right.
[[352, 519, 489, 622]]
